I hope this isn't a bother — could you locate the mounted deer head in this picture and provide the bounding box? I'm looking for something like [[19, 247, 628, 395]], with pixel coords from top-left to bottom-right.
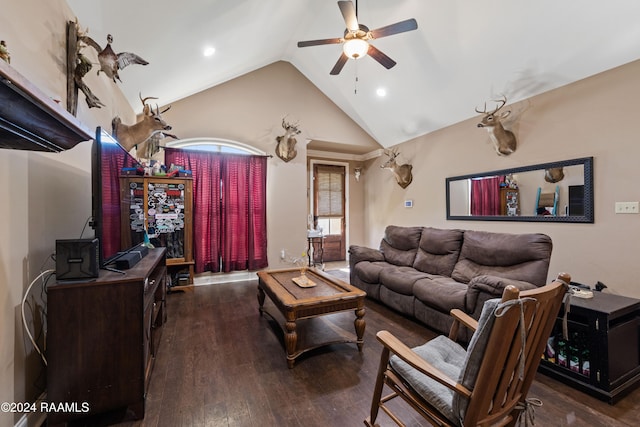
[[380, 149, 413, 189], [275, 118, 301, 162], [544, 167, 565, 183], [475, 95, 517, 156], [112, 93, 174, 153], [354, 167, 362, 182]]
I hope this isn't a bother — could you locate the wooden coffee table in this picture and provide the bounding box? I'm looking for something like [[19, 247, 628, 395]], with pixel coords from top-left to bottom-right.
[[257, 267, 366, 368]]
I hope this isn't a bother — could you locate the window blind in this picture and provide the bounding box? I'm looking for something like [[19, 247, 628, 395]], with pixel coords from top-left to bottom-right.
[[315, 165, 344, 217]]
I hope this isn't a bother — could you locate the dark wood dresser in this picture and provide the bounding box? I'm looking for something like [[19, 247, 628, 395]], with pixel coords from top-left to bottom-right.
[[47, 248, 167, 426]]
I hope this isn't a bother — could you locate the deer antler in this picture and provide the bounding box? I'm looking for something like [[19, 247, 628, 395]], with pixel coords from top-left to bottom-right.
[[139, 93, 158, 108], [475, 95, 507, 115]]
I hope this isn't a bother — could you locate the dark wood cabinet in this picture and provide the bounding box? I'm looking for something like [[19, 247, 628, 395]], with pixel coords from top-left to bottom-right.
[[539, 291, 640, 403], [47, 248, 167, 426]]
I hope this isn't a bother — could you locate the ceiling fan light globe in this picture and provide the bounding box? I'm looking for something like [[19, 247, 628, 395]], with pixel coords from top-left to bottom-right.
[[343, 39, 369, 59]]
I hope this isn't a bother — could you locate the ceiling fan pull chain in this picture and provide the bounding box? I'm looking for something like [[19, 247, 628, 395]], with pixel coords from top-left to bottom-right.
[[354, 64, 359, 95]]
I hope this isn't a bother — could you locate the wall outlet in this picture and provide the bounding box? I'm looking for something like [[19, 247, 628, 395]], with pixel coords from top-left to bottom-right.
[[615, 201, 639, 214]]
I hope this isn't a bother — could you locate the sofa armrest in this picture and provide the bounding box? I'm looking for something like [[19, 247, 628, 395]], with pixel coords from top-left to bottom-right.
[[465, 275, 538, 315], [348, 245, 385, 266]]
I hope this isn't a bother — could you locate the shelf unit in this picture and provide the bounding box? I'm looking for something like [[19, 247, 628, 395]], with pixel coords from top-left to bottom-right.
[[539, 291, 640, 403], [120, 175, 194, 289], [500, 187, 519, 216], [0, 59, 92, 151]]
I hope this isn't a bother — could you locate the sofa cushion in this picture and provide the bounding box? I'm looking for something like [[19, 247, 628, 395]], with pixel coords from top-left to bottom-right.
[[379, 267, 430, 295], [451, 231, 552, 285], [413, 227, 464, 276], [353, 260, 391, 284], [413, 277, 469, 313], [380, 225, 423, 266], [380, 287, 416, 316]]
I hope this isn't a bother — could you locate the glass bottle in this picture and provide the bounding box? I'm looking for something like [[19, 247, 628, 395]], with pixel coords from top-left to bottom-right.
[[557, 336, 568, 368]]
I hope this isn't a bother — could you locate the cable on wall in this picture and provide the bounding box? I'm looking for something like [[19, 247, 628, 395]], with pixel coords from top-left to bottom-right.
[[22, 269, 55, 366]]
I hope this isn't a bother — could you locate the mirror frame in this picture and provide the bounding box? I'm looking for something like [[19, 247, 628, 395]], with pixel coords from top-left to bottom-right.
[[446, 157, 594, 223]]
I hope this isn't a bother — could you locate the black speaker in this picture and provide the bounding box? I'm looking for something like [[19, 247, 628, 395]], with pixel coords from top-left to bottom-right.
[[114, 245, 149, 270], [56, 238, 99, 280]]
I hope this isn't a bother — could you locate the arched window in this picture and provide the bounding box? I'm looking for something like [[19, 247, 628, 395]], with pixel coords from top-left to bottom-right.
[[165, 137, 265, 155]]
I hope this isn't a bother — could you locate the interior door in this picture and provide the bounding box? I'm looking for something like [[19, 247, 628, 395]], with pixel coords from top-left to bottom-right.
[[313, 164, 346, 262]]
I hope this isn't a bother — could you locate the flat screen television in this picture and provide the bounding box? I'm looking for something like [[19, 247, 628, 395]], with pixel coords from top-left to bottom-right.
[[91, 126, 140, 267]]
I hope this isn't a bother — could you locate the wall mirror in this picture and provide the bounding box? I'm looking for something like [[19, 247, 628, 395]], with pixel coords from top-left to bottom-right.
[[446, 157, 594, 223]]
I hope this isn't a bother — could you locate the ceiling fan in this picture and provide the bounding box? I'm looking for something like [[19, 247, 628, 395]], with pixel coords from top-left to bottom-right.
[[297, 0, 418, 75]]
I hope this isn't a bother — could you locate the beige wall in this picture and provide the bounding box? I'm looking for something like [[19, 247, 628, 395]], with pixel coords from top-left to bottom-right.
[[163, 61, 375, 269], [361, 59, 640, 298], [1, 1, 134, 426]]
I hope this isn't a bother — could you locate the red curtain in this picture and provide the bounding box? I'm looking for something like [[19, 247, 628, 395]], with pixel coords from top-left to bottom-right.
[[221, 155, 268, 272], [165, 148, 268, 273], [101, 142, 138, 260], [470, 176, 502, 215]]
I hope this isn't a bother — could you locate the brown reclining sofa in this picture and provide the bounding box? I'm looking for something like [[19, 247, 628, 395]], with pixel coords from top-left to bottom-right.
[[349, 225, 553, 339]]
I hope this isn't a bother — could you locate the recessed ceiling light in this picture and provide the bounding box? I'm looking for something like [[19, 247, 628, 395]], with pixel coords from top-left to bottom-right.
[[376, 88, 387, 97], [203, 46, 216, 57]]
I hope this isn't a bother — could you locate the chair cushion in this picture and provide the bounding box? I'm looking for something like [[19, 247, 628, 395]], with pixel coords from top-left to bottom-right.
[[452, 298, 501, 421], [389, 335, 466, 426]]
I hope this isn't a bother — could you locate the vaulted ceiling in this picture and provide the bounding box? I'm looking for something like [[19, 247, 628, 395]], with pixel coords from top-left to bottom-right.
[[66, 0, 640, 149]]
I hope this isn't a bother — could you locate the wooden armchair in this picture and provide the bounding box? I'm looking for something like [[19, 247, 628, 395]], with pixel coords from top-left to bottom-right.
[[365, 273, 570, 427]]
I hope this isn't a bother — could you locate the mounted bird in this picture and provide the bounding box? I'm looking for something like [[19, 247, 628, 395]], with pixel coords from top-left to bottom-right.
[[79, 33, 148, 83]]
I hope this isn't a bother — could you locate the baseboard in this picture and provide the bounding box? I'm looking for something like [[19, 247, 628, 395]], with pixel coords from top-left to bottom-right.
[[14, 393, 46, 427], [194, 271, 257, 286]]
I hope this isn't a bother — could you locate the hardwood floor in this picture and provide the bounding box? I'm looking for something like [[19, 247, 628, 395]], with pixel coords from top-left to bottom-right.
[[69, 275, 640, 427]]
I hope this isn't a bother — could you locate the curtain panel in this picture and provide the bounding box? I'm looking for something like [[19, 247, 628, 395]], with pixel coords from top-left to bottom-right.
[[165, 148, 268, 273], [470, 176, 502, 216]]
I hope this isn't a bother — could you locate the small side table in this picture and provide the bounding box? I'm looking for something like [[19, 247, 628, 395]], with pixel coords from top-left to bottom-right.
[[307, 234, 324, 267], [539, 290, 640, 403]]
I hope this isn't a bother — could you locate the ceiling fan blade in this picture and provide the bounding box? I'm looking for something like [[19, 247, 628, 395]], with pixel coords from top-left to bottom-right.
[[369, 18, 418, 39], [338, 1, 359, 32], [368, 45, 397, 69], [330, 53, 349, 75], [297, 38, 343, 48]]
